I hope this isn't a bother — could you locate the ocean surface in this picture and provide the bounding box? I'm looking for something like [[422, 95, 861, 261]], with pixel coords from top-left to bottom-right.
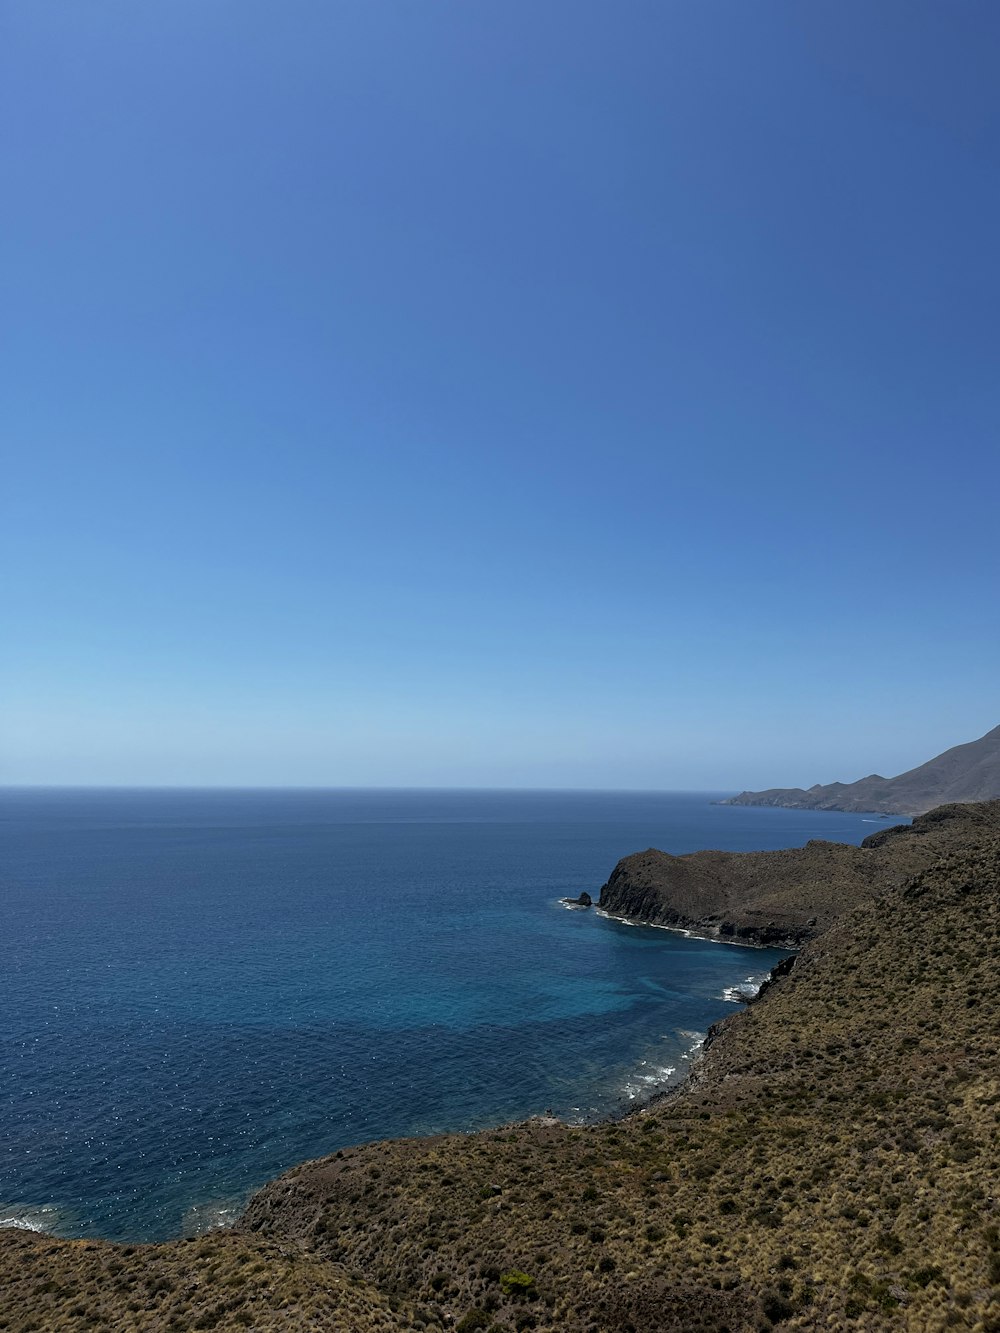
[[0, 788, 897, 1242]]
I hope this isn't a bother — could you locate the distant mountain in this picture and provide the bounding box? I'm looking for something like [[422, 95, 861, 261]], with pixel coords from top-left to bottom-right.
[[722, 723, 1000, 817]]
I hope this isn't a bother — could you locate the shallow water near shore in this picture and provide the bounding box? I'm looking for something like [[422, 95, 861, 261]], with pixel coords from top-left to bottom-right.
[[0, 788, 891, 1241]]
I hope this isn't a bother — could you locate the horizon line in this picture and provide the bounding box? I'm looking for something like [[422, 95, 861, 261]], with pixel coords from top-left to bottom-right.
[[0, 782, 742, 795]]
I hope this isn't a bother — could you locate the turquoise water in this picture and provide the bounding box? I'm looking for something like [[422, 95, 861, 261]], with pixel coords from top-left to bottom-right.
[[0, 788, 890, 1241]]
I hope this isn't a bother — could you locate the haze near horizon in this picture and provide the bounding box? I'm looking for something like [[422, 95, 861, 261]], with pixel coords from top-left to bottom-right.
[[3, 1, 999, 789]]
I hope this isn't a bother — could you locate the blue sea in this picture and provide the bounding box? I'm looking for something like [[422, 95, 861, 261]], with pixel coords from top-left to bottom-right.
[[0, 788, 894, 1242]]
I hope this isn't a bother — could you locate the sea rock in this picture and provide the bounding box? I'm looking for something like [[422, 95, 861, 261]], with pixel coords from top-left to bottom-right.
[[562, 891, 592, 908]]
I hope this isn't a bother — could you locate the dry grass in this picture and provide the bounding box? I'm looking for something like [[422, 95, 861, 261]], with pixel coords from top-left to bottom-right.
[[0, 1230, 421, 1330]]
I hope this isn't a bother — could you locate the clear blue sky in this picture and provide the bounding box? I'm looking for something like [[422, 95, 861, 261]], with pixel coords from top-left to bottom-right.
[[3, 0, 998, 789]]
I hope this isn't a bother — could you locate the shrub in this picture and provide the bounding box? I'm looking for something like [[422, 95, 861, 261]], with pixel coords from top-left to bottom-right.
[[456, 1311, 490, 1332], [499, 1271, 535, 1298], [761, 1290, 795, 1324], [911, 1265, 945, 1288]]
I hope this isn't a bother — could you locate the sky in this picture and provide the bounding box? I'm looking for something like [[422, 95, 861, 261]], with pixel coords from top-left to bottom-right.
[[2, 0, 999, 790]]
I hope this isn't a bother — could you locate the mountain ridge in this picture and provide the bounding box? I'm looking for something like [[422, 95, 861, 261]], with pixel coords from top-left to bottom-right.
[[721, 722, 1000, 816]]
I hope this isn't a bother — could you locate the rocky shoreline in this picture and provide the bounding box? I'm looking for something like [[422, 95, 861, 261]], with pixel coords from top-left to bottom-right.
[[592, 903, 808, 951]]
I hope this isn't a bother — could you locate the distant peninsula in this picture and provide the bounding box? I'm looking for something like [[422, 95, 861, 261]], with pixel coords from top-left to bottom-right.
[[721, 722, 1000, 817]]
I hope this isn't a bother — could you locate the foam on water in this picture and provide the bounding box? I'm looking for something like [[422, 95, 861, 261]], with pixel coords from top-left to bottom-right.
[[720, 973, 770, 1002], [621, 1060, 678, 1102], [0, 1205, 64, 1234], [181, 1198, 249, 1236], [677, 1030, 706, 1061]]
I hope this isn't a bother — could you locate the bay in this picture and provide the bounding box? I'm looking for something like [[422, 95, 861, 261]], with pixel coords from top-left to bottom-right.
[[0, 788, 893, 1240]]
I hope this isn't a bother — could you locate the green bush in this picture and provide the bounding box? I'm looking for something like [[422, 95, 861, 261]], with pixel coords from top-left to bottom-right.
[[499, 1270, 535, 1298]]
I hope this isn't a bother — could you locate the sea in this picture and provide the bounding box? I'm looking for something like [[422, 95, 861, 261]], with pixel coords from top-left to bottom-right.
[[0, 787, 897, 1242]]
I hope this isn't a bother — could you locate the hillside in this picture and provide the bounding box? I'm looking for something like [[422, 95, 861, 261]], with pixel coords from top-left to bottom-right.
[[1, 801, 998, 1330], [722, 723, 1000, 816]]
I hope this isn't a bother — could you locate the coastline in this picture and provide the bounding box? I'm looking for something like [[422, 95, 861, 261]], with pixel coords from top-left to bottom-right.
[[9, 786, 864, 1248], [8, 796, 980, 1247], [3, 803, 998, 1330], [592, 904, 799, 951], [6, 909, 793, 1246]]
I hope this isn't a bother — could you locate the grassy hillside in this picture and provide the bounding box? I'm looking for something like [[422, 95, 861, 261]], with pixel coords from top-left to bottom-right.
[[1, 804, 998, 1331]]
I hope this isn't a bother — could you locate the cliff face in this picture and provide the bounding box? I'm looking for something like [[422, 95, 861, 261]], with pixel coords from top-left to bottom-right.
[[722, 722, 1000, 816], [597, 799, 1000, 945]]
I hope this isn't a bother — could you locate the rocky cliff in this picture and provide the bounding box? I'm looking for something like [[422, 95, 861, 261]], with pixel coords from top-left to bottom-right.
[[722, 722, 1000, 816]]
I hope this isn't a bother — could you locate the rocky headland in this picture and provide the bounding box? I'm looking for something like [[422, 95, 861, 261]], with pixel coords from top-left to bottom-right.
[[722, 722, 1000, 817], [2, 802, 999, 1330], [598, 798, 1000, 946]]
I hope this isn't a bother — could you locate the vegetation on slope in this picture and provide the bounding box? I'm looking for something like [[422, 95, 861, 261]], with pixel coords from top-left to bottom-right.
[[0, 1231, 418, 1331]]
